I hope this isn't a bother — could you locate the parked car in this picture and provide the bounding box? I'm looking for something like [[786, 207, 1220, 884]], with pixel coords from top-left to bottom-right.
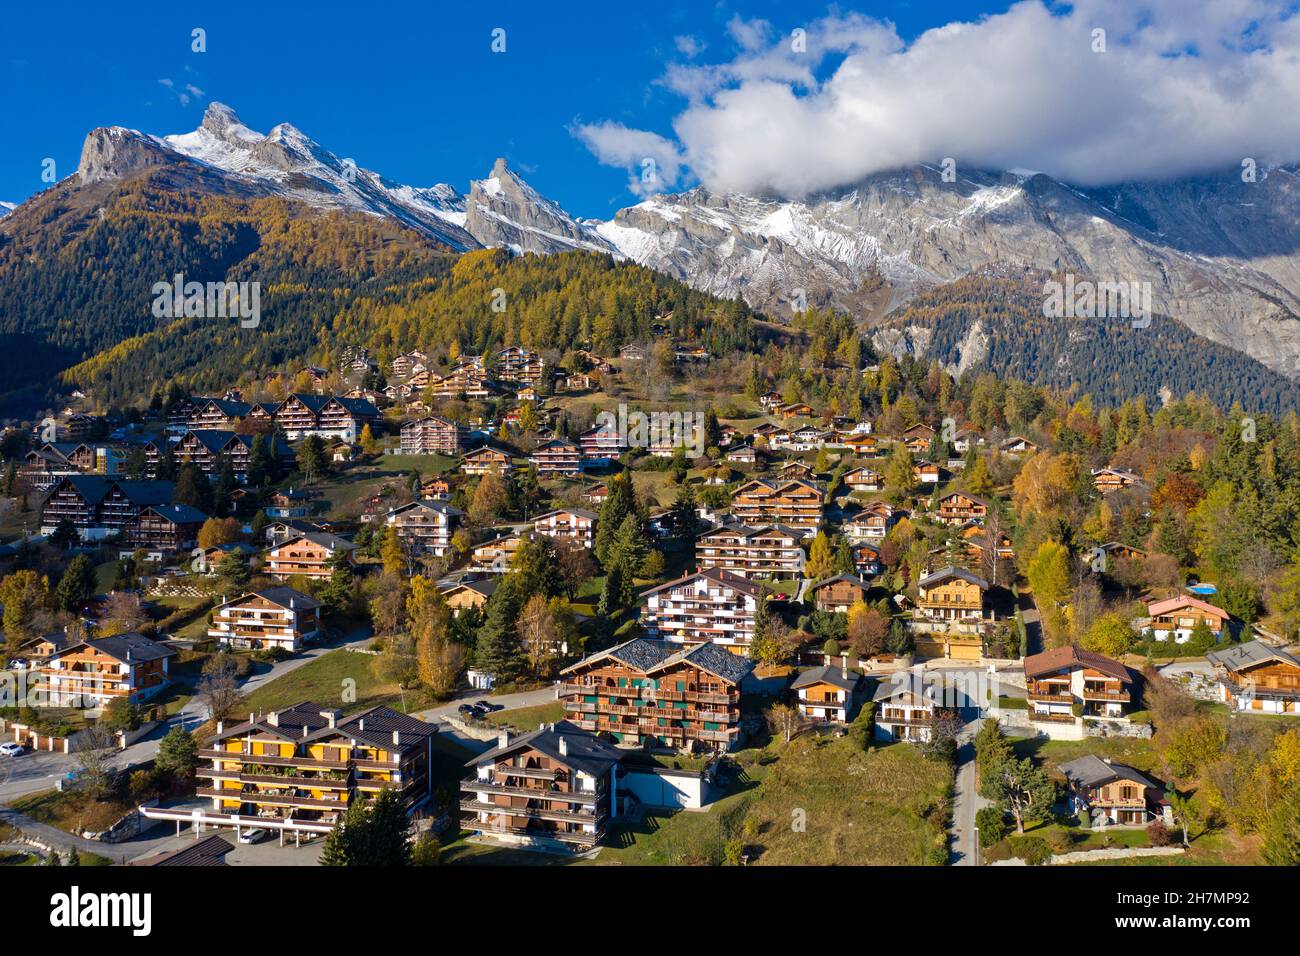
[[238, 828, 268, 845], [469, 706, 489, 721], [5, 659, 27, 671], [0, 742, 27, 757], [475, 699, 503, 712]]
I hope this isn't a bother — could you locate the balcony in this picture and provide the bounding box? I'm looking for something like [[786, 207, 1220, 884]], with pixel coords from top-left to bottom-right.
[[1029, 711, 1077, 724], [459, 815, 599, 846], [199, 749, 349, 771], [197, 769, 350, 790], [460, 779, 598, 805], [197, 787, 347, 810], [1082, 687, 1131, 702], [460, 799, 605, 826]]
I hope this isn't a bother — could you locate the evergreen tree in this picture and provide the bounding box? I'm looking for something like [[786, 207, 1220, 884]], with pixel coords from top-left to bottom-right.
[[474, 575, 526, 680], [54, 554, 96, 612], [175, 462, 214, 514]]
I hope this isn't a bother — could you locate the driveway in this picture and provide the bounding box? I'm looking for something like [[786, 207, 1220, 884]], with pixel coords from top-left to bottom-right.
[[414, 684, 558, 723], [1017, 588, 1043, 656], [949, 717, 990, 866]]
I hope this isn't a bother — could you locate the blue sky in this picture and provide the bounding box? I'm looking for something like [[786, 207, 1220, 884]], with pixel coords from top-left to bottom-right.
[[6, 1, 1300, 214], [0, 0, 1009, 216]]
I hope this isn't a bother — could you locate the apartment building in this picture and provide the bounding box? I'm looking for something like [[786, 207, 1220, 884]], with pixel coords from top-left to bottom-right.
[[400, 416, 467, 456], [39, 476, 175, 541], [274, 394, 380, 442], [460, 446, 514, 477], [559, 638, 753, 752], [191, 702, 438, 838], [495, 346, 546, 386], [641, 568, 762, 651], [460, 723, 622, 850], [38, 632, 176, 708], [381, 499, 462, 557], [124, 503, 208, 557], [694, 524, 805, 579], [186, 397, 252, 431], [208, 587, 323, 652], [730, 478, 825, 535], [578, 423, 628, 463]]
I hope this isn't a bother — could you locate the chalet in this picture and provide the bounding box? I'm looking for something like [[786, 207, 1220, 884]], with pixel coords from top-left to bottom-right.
[[263, 518, 324, 545], [191, 702, 438, 838], [841, 434, 879, 456], [1144, 595, 1230, 643], [999, 436, 1038, 455], [786, 426, 826, 451], [1059, 756, 1167, 827], [1024, 645, 1135, 734], [935, 492, 989, 526], [764, 428, 793, 450], [461, 723, 623, 850], [872, 676, 940, 743], [901, 423, 936, 445], [775, 402, 815, 419], [400, 416, 467, 456], [695, 524, 805, 579], [1097, 541, 1147, 563], [38, 632, 176, 708], [560, 638, 754, 752], [439, 577, 501, 616], [913, 459, 942, 484], [779, 460, 815, 480], [330, 442, 357, 463], [265, 487, 310, 519], [725, 443, 757, 466], [208, 587, 322, 652], [383, 499, 463, 557], [389, 349, 429, 379], [843, 467, 882, 493], [533, 508, 597, 549], [618, 344, 648, 362], [460, 446, 514, 477], [952, 427, 985, 453], [642, 568, 762, 651], [912, 566, 990, 659], [1205, 640, 1300, 714], [1092, 467, 1144, 494], [558, 372, 592, 393], [198, 541, 259, 574], [124, 503, 207, 557], [731, 478, 825, 535], [843, 501, 899, 541], [420, 476, 452, 499], [758, 391, 783, 409], [792, 659, 864, 723], [265, 532, 357, 581], [582, 483, 610, 506], [471, 532, 529, 572], [851, 543, 883, 577], [529, 439, 582, 476], [810, 574, 872, 613], [39, 476, 175, 541]]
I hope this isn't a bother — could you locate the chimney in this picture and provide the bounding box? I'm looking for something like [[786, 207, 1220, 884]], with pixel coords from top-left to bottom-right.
[[498, 730, 511, 749], [1103, 757, 1112, 764], [216, 721, 224, 735], [842, 654, 849, 681], [249, 712, 255, 723], [320, 709, 339, 728], [267, 710, 278, 727], [358, 718, 365, 731], [559, 736, 568, 757], [392, 729, 401, 746]]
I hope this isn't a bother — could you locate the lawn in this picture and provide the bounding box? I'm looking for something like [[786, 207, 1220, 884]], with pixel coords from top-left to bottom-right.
[[240, 649, 404, 715], [0, 850, 38, 866], [483, 701, 566, 731], [11, 789, 137, 836], [445, 735, 953, 867]]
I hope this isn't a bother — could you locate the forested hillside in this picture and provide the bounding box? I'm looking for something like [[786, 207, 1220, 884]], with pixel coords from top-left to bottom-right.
[[876, 275, 1300, 415]]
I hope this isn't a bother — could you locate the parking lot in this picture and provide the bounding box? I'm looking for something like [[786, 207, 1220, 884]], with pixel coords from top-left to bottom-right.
[[129, 826, 326, 866]]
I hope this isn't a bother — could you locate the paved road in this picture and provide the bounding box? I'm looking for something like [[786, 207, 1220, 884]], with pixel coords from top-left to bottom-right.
[[414, 685, 558, 723], [0, 626, 374, 805], [1017, 587, 1043, 656], [949, 717, 990, 867]]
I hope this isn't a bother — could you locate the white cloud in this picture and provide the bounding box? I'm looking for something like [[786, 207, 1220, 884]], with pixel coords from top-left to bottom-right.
[[158, 77, 204, 106], [571, 120, 685, 197], [673, 35, 705, 59], [582, 0, 1300, 197]]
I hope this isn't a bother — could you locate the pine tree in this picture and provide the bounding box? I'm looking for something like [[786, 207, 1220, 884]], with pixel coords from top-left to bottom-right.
[[54, 554, 95, 613], [474, 575, 526, 680], [175, 462, 214, 514]]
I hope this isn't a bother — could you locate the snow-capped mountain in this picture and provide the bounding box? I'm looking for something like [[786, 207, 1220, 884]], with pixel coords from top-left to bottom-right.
[[55, 101, 1300, 378], [75, 102, 613, 256], [595, 165, 1300, 379], [0, 202, 14, 220]]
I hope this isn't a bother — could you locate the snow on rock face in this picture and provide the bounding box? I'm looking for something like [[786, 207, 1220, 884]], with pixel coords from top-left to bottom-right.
[[463, 157, 616, 255]]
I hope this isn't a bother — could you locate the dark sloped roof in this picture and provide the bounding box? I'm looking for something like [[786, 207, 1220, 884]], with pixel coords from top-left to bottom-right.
[[1024, 645, 1132, 682], [562, 637, 754, 686], [75, 632, 177, 664], [1060, 755, 1160, 792], [215, 701, 436, 753], [1206, 639, 1300, 673], [791, 664, 861, 692], [467, 721, 623, 777], [143, 503, 209, 524], [241, 586, 321, 611], [918, 566, 989, 590], [811, 573, 871, 592], [130, 834, 232, 867]]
